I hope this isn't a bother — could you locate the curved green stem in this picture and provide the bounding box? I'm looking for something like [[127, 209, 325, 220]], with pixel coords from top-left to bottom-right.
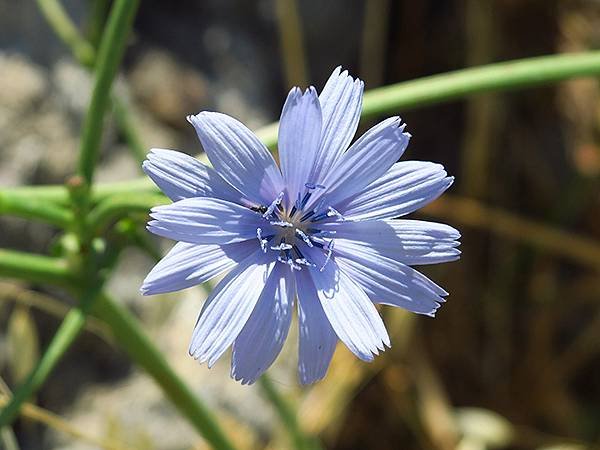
[[257, 50, 600, 148], [87, 193, 168, 235], [78, 0, 139, 186], [0, 250, 74, 286], [91, 293, 238, 450], [361, 51, 600, 116]]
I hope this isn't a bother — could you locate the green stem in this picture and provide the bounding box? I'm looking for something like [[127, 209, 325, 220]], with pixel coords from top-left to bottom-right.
[[0, 185, 70, 206], [258, 376, 322, 450], [91, 293, 238, 450], [0, 191, 73, 227], [0, 250, 74, 286], [361, 51, 600, 117], [0, 250, 237, 449], [6, 50, 600, 202], [78, 0, 139, 186], [0, 286, 101, 427], [0, 179, 158, 211], [257, 50, 600, 148], [87, 193, 168, 235], [37, 0, 147, 165]]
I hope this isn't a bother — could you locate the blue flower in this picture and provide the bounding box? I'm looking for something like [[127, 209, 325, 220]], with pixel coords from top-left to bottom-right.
[[141, 67, 460, 385]]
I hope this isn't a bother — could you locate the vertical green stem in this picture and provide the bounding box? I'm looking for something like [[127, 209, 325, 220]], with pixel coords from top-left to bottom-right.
[[91, 294, 238, 450], [78, 0, 139, 186], [37, 0, 146, 165]]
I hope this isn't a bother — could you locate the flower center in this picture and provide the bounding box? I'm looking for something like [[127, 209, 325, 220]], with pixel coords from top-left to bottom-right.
[[253, 183, 342, 271]]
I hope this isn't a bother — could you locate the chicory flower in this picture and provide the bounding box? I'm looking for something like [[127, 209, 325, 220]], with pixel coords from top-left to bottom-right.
[[141, 67, 460, 385]]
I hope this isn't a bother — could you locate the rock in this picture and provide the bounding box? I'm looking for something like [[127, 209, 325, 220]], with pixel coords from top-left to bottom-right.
[[0, 53, 47, 112], [51, 59, 93, 118], [0, 53, 79, 185], [129, 50, 209, 128]]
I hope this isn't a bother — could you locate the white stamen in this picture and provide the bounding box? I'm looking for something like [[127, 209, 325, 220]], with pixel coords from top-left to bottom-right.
[[270, 220, 294, 228], [295, 228, 314, 247], [256, 228, 268, 253], [295, 258, 313, 267], [278, 255, 301, 271], [271, 243, 293, 251], [263, 192, 284, 218], [326, 206, 345, 221]]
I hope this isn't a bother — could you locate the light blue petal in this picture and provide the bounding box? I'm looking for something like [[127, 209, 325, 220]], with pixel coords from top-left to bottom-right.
[[321, 219, 461, 266], [311, 67, 363, 183], [309, 117, 410, 211], [278, 87, 322, 207], [337, 161, 453, 220], [231, 264, 295, 384], [296, 268, 337, 385], [142, 148, 244, 203], [148, 197, 272, 245], [335, 247, 448, 317], [189, 251, 276, 368], [305, 247, 390, 362], [188, 112, 284, 206], [140, 240, 258, 295]]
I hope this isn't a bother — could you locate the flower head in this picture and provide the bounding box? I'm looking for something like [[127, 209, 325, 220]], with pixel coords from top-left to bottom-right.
[[141, 67, 460, 384]]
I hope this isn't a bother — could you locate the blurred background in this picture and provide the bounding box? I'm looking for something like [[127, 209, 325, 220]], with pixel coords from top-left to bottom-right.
[[1, 0, 600, 449]]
